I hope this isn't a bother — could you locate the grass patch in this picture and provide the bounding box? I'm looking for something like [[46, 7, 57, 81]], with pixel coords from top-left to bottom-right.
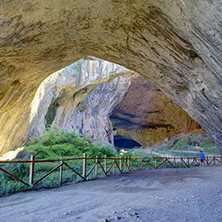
[[152, 133, 218, 155]]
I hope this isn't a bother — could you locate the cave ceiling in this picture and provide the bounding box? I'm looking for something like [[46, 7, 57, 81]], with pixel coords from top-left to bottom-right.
[[0, 0, 222, 154]]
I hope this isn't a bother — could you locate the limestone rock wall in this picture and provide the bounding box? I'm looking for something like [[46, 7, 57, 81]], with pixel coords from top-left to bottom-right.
[[57, 75, 131, 145], [30, 68, 201, 149], [111, 74, 202, 146], [28, 59, 132, 145], [1, 1, 222, 154]]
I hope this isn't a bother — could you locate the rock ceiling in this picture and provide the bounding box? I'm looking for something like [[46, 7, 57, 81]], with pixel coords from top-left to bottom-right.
[[0, 0, 222, 155]]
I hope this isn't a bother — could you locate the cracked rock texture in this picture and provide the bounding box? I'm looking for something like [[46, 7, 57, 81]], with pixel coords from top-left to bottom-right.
[[0, 0, 222, 154]]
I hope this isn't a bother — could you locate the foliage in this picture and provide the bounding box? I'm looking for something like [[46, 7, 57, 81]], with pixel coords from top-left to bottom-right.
[[153, 133, 218, 155], [2, 127, 218, 197], [24, 126, 116, 160], [0, 163, 29, 179], [0, 163, 30, 196], [0, 126, 118, 196], [199, 138, 215, 149]]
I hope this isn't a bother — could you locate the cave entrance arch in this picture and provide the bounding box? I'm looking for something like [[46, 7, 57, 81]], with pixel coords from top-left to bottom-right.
[[1, 1, 222, 156], [28, 57, 203, 154], [0, 1, 222, 155]]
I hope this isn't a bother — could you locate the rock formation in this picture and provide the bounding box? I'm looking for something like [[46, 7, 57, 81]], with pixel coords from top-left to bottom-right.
[[29, 64, 201, 149], [1, 1, 222, 154], [62, 75, 130, 145], [111, 73, 202, 147], [29, 58, 132, 146]]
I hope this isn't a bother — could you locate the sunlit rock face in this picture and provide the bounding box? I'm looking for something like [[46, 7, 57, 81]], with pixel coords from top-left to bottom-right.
[[29, 59, 132, 145], [1, 0, 222, 154], [111, 74, 202, 146], [30, 67, 201, 148], [58, 75, 131, 145]]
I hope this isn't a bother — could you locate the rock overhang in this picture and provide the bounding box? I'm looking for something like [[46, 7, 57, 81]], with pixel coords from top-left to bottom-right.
[[1, 0, 222, 154]]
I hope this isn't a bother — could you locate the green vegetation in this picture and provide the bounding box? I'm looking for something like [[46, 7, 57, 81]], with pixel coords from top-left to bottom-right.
[[0, 126, 117, 196], [152, 133, 219, 156], [0, 125, 157, 196], [1, 127, 218, 197], [26, 126, 116, 160], [1, 127, 155, 196], [0, 163, 30, 195], [199, 138, 215, 149]]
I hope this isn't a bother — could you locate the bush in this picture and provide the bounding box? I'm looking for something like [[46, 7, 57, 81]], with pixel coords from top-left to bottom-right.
[[24, 126, 116, 160], [1, 163, 29, 179], [0, 163, 30, 196]]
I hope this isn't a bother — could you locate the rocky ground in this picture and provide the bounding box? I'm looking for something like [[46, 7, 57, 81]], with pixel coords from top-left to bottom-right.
[[1, 166, 222, 222]]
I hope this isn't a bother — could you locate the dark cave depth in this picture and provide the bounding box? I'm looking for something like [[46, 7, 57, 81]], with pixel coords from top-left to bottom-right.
[[114, 135, 142, 151]]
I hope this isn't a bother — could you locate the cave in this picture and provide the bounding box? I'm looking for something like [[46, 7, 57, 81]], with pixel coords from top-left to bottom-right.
[[109, 73, 202, 147], [114, 135, 142, 151], [26, 60, 202, 152], [1, 1, 222, 155]]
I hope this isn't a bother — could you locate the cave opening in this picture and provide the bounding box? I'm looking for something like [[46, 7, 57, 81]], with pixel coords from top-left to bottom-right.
[[114, 135, 142, 151], [27, 56, 204, 157]]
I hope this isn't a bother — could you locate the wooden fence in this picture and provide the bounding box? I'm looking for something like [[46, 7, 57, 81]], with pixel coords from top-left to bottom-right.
[[0, 154, 222, 188]]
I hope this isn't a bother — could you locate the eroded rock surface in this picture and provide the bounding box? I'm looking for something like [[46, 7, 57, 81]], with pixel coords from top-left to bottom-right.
[[29, 59, 132, 146], [111, 74, 202, 146], [1, 1, 222, 154], [63, 75, 131, 145], [29, 67, 202, 149]]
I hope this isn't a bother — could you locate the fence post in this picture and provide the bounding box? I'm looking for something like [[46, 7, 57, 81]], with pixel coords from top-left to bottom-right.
[[180, 156, 183, 168], [83, 153, 87, 179], [60, 157, 63, 186], [128, 156, 130, 171], [124, 157, 126, 171], [104, 155, 107, 174], [155, 155, 157, 169], [119, 156, 122, 172], [113, 157, 115, 175], [95, 156, 98, 178], [29, 155, 35, 186], [187, 156, 189, 167], [174, 156, 176, 168], [206, 155, 209, 165]]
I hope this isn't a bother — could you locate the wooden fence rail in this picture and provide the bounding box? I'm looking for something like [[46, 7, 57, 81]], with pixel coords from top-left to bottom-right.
[[0, 154, 221, 188]]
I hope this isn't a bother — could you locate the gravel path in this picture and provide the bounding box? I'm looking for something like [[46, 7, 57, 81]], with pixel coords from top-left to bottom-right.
[[1, 166, 222, 222]]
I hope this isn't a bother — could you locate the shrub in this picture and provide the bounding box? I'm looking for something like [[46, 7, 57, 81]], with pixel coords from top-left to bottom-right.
[[0, 163, 30, 196], [1, 163, 29, 179], [24, 126, 116, 160]]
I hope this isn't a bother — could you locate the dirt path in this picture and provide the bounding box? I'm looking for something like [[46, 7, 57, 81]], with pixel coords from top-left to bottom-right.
[[1, 166, 222, 222]]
